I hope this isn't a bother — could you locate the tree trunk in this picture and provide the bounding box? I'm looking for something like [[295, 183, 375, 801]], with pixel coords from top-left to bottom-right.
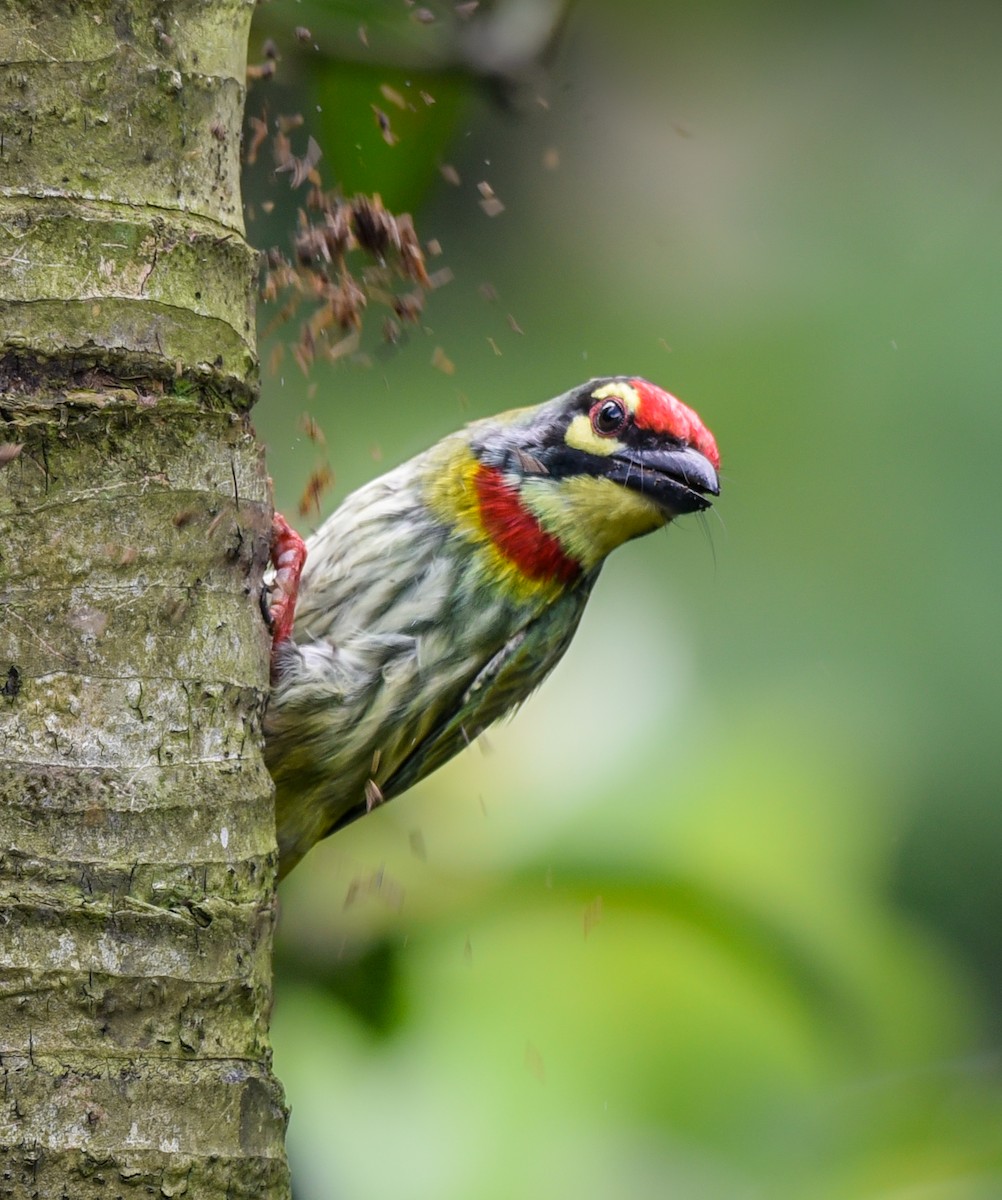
[[0, 3, 289, 1196]]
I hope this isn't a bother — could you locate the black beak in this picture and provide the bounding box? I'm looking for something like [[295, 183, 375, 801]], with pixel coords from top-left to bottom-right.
[[606, 446, 720, 515]]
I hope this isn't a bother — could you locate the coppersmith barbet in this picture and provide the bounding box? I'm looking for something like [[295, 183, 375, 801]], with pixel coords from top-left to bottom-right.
[[265, 377, 720, 877]]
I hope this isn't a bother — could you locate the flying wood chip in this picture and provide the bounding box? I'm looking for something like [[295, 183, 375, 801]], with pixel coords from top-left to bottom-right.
[[246, 60, 276, 82], [275, 134, 323, 188], [432, 346, 455, 375], [258, 111, 442, 380], [298, 412, 327, 445], [351, 194, 396, 258], [379, 84, 407, 111], [298, 464, 334, 517], [372, 106, 398, 146], [246, 115, 268, 165], [391, 292, 423, 323]]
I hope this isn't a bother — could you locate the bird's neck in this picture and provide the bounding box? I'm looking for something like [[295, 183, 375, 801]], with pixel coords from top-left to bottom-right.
[[520, 473, 667, 566], [423, 442, 585, 603], [474, 464, 581, 585]]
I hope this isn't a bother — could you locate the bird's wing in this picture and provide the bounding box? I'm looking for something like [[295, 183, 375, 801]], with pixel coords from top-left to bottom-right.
[[378, 584, 592, 803]]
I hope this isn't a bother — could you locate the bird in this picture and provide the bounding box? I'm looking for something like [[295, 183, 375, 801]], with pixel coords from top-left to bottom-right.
[[264, 376, 720, 877]]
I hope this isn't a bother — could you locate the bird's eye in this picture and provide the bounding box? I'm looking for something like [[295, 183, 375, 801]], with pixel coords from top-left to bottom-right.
[[590, 398, 628, 437]]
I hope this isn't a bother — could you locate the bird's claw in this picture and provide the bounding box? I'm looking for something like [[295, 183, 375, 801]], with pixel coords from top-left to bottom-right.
[[268, 512, 307, 648]]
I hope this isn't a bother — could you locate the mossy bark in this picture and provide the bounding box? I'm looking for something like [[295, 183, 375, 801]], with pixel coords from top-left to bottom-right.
[[0, 2, 290, 1196]]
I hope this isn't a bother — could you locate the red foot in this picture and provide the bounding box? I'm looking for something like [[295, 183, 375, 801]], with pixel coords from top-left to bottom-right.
[[269, 512, 307, 647]]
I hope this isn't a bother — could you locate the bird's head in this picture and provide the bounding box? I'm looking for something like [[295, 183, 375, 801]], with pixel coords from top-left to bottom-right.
[[425, 377, 720, 593]]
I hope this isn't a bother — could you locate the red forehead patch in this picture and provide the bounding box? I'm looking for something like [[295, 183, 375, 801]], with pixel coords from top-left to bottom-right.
[[630, 378, 720, 469]]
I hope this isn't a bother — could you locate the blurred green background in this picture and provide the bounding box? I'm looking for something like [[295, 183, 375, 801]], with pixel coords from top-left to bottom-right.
[[248, 2, 1002, 1196]]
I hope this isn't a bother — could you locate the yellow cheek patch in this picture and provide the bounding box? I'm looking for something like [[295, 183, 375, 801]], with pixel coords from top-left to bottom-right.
[[565, 413, 621, 457]]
